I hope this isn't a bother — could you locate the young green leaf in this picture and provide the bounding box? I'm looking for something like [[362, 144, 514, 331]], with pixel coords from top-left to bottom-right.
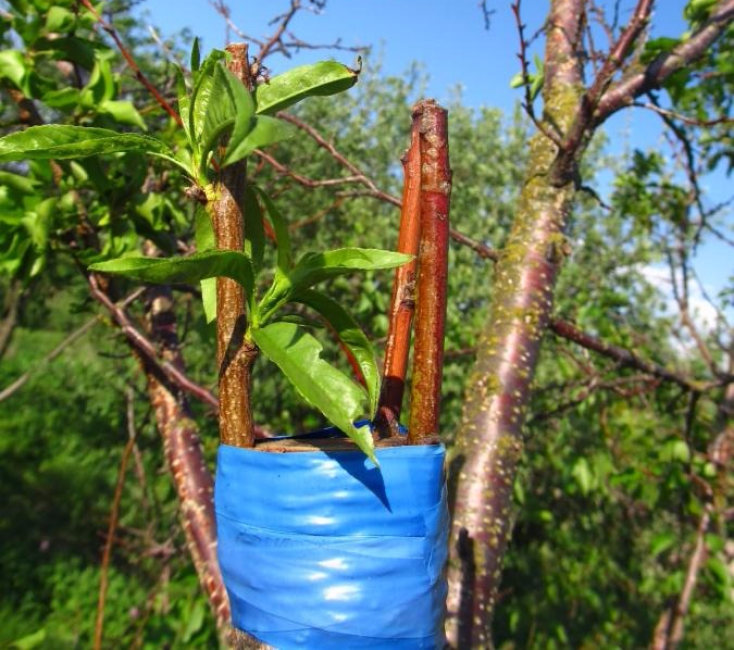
[[253, 186, 292, 272], [175, 66, 191, 140], [200, 65, 255, 160], [189, 49, 227, 147], [0, 126, 171, 162], [194, 207, 217, 323], [222, 115, 294, 167], [254, 61, 360, 115], [190, 37, 201, 74], [243, 185, 265, 273], [258, 248, 412, 323], [89, 249, 254, 303], [292, 289, 380, 418], [251, 321, 376, 463]]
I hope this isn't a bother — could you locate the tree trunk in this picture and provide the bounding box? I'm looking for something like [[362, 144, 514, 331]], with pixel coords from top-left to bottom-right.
[[446, 2, 584, 646]]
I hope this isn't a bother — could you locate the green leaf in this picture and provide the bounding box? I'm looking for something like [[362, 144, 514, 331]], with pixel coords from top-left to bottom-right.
[[254, 61, 360, 115], [190, 37, 201, 74], [175, 66, 191, 140], [222, 115, 294, 167], [46, 6, 76, 32], [293, 289, 380, 418], [197, 65, 258, 172], [253, 186, 291, 271], [9, 628, 46, 650], [258, 248, 412, 323], [572, 457, 593, 495], [201, 277, 217, 324], [189, 49, 227, 147], [0, 126, 171, 162], [243, 185, 264, 273], [193, 208, 217, 322], [651, 532, 676, 557], [99, 100, 147, 131], [251, 322, 376, 463], [0, 171, 38, 195], [89, 250, 254, 303], [0, 50, 27, 90], [194, 206, 215, 251]]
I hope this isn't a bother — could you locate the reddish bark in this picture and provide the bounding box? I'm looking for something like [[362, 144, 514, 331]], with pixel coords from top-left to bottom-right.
[[408, 100, 451, 444], [377, 107, 422, 431], [144, 287, 230, 629], [446, 2, 584, 645]]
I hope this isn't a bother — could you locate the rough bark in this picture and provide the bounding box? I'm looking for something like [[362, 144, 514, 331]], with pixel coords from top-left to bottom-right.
[[446, 1, 585, 646], [0, 279, 22, 359], [408, 100, 451, 443], [208, 43, 257, 448], [143, 286, 231, 630]]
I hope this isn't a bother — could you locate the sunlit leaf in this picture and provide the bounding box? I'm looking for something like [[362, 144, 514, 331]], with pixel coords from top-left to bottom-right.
[[293, 289, 380, 418], [89, 249, 254, 303], [254, 61, 360, 115], [258, 248, 412, 322], [251, 321, 376, 463], [0, 126, 171, 162]]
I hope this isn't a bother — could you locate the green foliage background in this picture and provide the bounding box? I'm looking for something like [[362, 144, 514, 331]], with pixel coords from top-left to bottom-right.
[[0, 0, 731, 647]]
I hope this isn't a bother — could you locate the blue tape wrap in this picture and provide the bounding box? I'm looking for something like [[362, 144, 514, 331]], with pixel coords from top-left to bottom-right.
[[215, 442, 448, 649]]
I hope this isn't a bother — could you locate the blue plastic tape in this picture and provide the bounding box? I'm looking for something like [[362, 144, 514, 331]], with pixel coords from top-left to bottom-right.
[[215, 441, 448, 649]]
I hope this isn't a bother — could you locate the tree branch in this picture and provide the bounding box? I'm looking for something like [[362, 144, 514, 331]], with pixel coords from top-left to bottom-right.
[[79, 0, 183, 126], [595, 0, 734, 123], [88, 275, 219, 411]]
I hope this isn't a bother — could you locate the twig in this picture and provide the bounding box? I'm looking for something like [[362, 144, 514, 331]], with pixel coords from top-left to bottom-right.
[[633, 101, 734, 128], [651, 506, 712, 650], [93, 388, 138, 650], [88, 275, 219, 410], [511, 0, 565, 148], [550, 318, 706, 392], [79, 0, 183, 126], [0, 288, 144, 403]]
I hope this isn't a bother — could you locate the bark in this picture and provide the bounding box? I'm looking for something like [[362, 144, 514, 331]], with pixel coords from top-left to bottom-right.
[[208, 43, 257, 448], [0, 279, 22, 359], [446, 1, 585, 646], [143, 286, 231, 630], [377, 106, 421, 432], [408, 100, 451, 443]]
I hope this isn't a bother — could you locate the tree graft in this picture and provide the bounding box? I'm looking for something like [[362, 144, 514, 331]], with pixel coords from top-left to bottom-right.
[[377, 109, 421, 434], [408, 100, 451, 443]]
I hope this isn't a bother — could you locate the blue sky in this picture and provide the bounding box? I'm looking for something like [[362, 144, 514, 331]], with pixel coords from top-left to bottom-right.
[[141, 0, 730, 307]]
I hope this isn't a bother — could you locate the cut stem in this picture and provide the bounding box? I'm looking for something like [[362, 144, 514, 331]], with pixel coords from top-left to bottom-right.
[[408, 100, 451, 444], [376, 108, 422, 434]]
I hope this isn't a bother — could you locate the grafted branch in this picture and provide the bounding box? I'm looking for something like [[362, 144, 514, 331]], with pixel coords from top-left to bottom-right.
[[376, 107, 422, 433], [408, 100, 451, 443]]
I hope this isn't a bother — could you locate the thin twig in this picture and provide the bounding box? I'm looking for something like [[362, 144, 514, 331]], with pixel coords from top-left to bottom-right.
[[0, 288, 144, 403], [511, 0, 565, 148], [88, 275, 219, 410], [93, 388, 138, 650], [79, 0, 183, 126]]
